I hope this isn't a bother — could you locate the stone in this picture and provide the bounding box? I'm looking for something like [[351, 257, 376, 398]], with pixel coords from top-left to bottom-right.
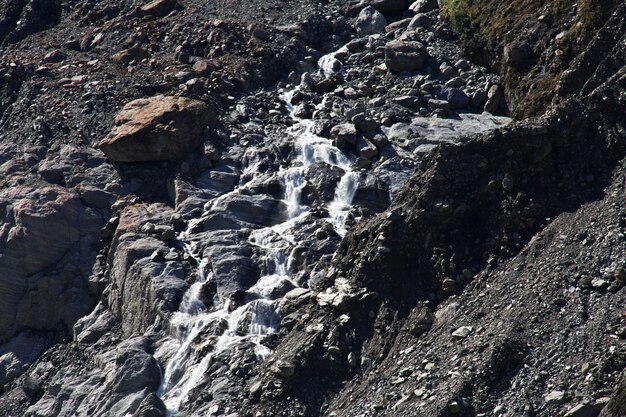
[[354, 6, 387, 37], [140, 0, 180, 18], [393, 95, 421, 109], [385, 41, 427, 72], [591, 278, 609, 289], [331, 123, 358, 146], [544, 390, 567, 405], [111, 47, 150, 65], [504, 41, 533, 70], [407, 13, 433, 31], [98, 96, 216, 162], [271, 360, 295, 378], [192, 59, 215, 76], [409, 0, 438, 13], [443, 88, 470, 109], [451, 326, 473, 340], [358, 137, 378, 159], [428, 98, 450, 112], [154, 225, 176, 241], [564, 399, 610, 417], [174, 45, 190, 64], [445, 76, 465, 88], [375, 0, 408, 14], [484, 84, 503, 113], [454, 59, 470, 70], [44, 49, 66, 63]]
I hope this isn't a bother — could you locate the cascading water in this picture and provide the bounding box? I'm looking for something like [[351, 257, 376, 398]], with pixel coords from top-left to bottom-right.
[[157, 49, 359, 415]]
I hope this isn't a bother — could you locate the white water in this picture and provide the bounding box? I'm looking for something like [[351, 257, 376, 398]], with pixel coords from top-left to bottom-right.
[[158, 51, 360, 415]]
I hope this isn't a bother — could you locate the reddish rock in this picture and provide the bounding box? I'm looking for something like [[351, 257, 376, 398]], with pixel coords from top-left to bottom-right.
[[98, 95, 216, 162]]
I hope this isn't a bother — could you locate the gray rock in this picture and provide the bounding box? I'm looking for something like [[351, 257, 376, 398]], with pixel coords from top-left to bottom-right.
[[428, 98, 450, 112], [409, 0, 438, 13], [0, 186, 102, 343], [331, 123, 358, 146], [407, 13, 433, 31], [74, 303, 116, 344], [451, 326, 473, 340], [393, 95, 421, 109], [484, 84, 503, 113], [565, 399, 610, 417], [385, 41, 427, 72], [357, 137, 379, 159], [355, 6, 387, 36], [544, 390, 567, 405], [365, 0, 408, 15], [271, 360, 295, 378]]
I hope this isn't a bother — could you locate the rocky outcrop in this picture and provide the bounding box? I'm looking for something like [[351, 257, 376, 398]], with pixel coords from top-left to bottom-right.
[[105, 204, 188, 336], [0, 186, 102, 343], [98, 96, 216, 162]]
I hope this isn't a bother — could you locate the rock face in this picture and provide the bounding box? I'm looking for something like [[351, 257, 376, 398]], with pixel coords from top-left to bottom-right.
[[0, 186, 101, 343], [98, 96, 215, 162]]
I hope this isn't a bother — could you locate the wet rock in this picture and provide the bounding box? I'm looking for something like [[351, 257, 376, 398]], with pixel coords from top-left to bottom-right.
[[132, 393, 166, 417], [98, 96, 216, 162], [355, 6, 387, 37], [106, 205, 188, 335], [306, 163, 345, 202], [385, 41, 427, 72]]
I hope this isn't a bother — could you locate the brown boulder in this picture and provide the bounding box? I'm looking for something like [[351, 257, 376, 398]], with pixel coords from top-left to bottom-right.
[[98, 95, 216, 162]]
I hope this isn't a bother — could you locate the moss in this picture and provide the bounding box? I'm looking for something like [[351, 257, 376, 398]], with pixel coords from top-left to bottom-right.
[[439, 0, 619, 118]]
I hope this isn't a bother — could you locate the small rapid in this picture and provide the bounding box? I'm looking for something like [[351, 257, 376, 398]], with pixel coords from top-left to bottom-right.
[[157, 50, 359, 415]]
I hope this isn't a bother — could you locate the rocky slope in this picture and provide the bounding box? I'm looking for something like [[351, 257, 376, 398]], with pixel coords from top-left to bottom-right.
[[0, 1, 623, 417]]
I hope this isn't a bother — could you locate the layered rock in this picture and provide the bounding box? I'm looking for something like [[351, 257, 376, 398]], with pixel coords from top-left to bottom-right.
[[0, 186, 102, 343]]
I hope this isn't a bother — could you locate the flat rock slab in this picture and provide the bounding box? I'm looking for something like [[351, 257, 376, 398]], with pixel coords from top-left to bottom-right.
[[98, 95, 215, 162]]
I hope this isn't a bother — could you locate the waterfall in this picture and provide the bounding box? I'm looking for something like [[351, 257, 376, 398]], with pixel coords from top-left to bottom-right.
[[157, 47, 360, 415]]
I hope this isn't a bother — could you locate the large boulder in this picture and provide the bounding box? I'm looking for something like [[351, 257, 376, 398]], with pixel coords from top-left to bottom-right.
[[98, 96, 215, 162], [385, 41, 427, 72], [354, 6, 387, 36]]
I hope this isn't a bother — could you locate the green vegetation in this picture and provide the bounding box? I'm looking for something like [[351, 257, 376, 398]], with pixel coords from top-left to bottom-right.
[[439, 0, 619, 118]]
